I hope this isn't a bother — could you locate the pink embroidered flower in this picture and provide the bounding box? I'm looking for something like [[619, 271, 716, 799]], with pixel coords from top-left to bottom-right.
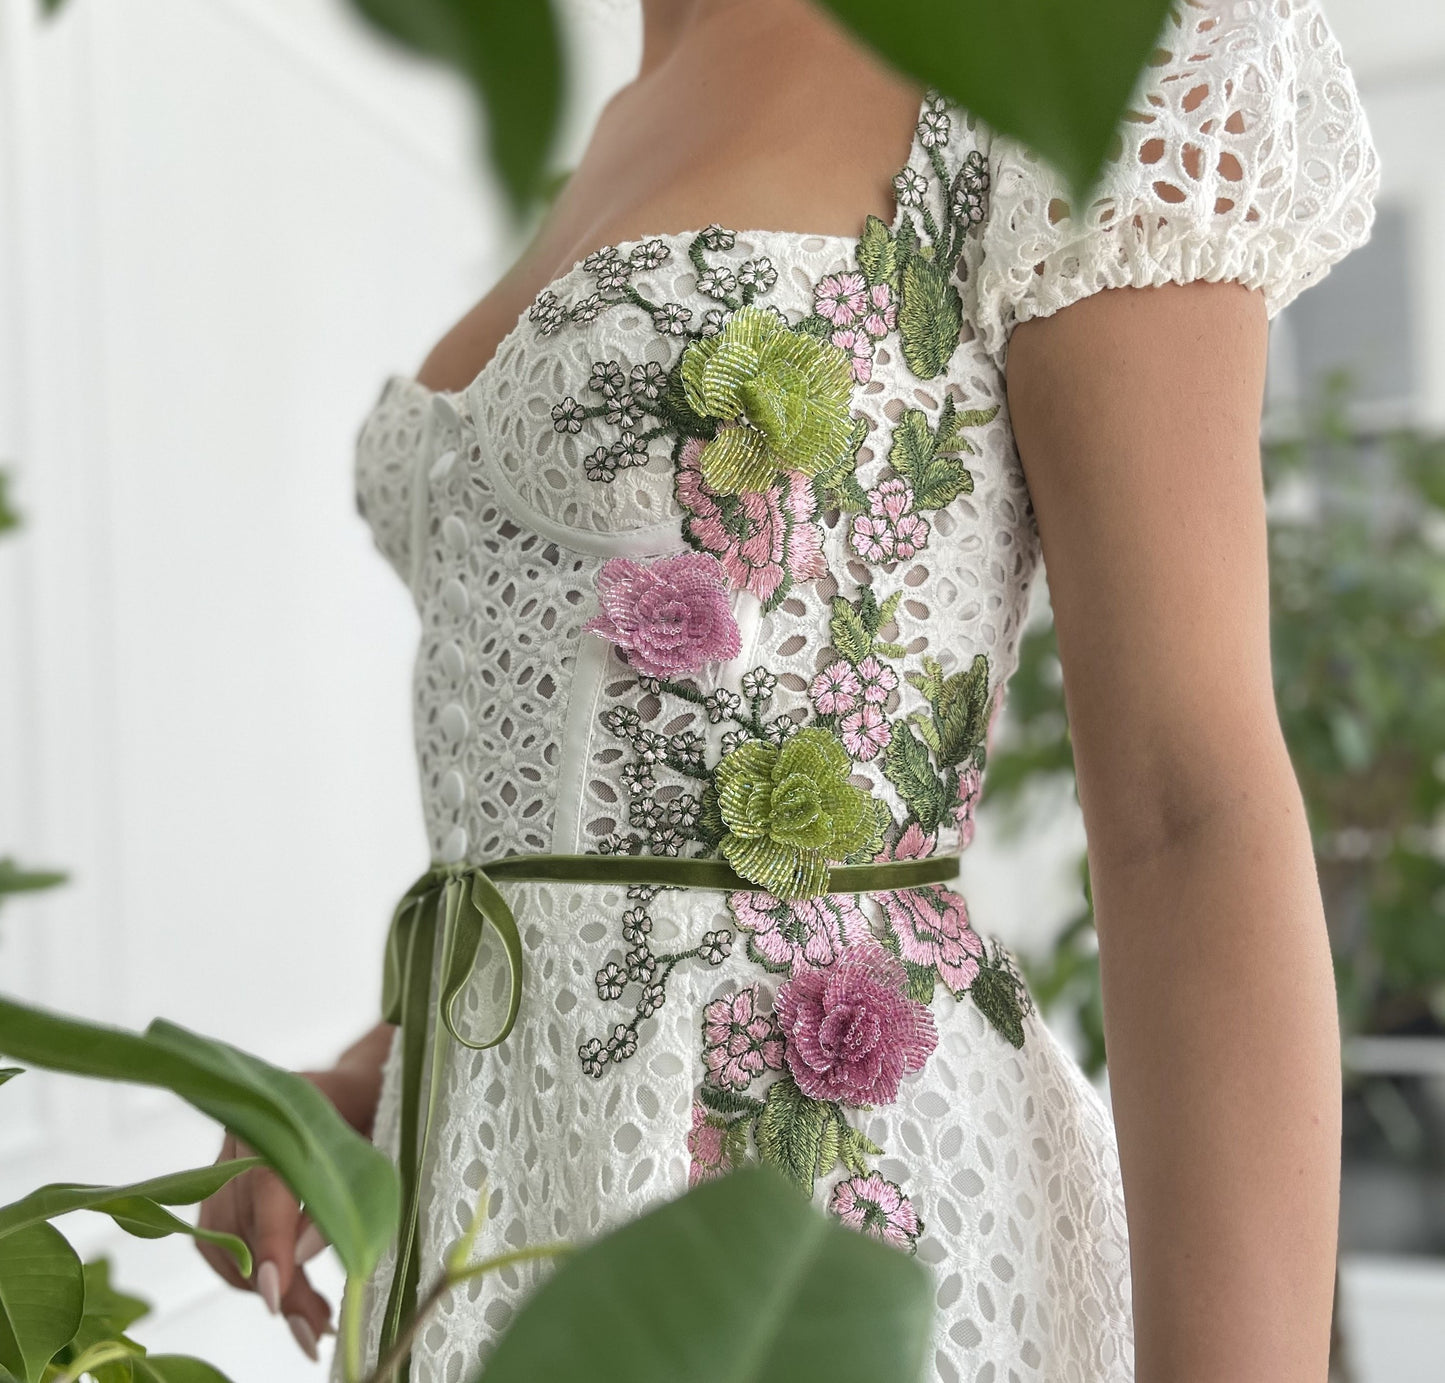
[[880, 821, 935, 861], [702, 984, 786, 1092], [868, 477, 915, 523], [893, 512, 931, 559], [856, 654, 898, 705], [584, 552, 742, 677], [676, 438, 826, 606], [814, 271, 867, 327], [687, 1101, 734, 1187], [829, 1173, 922, 1250], [881, 885, 983, 996], [774, 942, 937, 1105], [860, 283, 898, 340], [830, 327, 874, 383], [953, 764, 983, 849], [810, 659, 862, 716], [839, 703, 891, 761], [849, 513, 897, 564], [728, 889, 872, 975]]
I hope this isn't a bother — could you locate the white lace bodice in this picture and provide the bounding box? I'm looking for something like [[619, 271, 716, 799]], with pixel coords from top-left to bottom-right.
[[345, 6, 1378, 1379]]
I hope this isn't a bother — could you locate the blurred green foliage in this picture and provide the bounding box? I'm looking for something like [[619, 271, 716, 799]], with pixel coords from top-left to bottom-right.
[[984, 374, 1445, 1073]]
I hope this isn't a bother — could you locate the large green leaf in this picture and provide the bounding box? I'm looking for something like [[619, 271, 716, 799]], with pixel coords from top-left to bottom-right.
[[0, 1161, 258, 1278], [50, 1257, 149, 1369], [476, 1166, 933, 1383], [819, 0, 1176, 201], [130, 1357, 235, 1383], [348, 0, 564, 215], [0, 998, 398, 1280], [897, 257, 962, 381], [0, 1223, 83, 1383]]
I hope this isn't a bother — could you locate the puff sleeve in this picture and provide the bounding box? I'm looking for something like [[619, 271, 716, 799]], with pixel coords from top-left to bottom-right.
[[966, 0, 1381, 373]]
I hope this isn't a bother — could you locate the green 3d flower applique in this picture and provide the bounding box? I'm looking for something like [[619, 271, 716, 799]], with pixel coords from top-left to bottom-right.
[[679, 306, 856, 495], [714, 727, 875, 900]]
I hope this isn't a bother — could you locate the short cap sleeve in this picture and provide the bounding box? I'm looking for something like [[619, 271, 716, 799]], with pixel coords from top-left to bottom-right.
[[966, 0, 1381, 372]]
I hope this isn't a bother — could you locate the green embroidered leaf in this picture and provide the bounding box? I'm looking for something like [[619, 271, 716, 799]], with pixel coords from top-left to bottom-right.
[[814, 1110, 842, 1178], [894, 216, 922, 271], [794, 314, 834, 339], [911, 456, 974, 511], [829, 597, 874, 664], [856, 215, 899, 289], [698, 1084, 765, 1119], [723, 1120, 752, 1168], [873, 642, 908, 661], [882, 724, 949, 834], [969, 961, 1028, 1049], [754, 1075, 834, 1194], [911, 710, 942, 757], [898, 255, 962, 380], [886, 410, 934, 488], [944, 405, 1002, 438], [902, 961, 937, 1005], [934, 654, 992, 767], [877, 589, 904, 627], [838, 1124, 884, 1177]]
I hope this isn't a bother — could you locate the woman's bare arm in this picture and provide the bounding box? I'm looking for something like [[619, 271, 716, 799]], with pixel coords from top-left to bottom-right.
[[1006, 280, 1340, 1382]]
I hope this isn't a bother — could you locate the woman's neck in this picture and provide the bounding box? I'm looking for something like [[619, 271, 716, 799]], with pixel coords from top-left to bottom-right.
[[638, 0, 814, 77]]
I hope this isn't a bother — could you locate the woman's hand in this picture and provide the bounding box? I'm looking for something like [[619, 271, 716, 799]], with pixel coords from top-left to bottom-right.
[[195, 1023, 395, 1362]]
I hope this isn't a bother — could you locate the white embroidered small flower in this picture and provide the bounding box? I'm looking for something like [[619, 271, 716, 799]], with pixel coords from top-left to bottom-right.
[[719, 729, 750, 755], [634, 729, 666, 763], [893, 167, 928, 209], [630, 238, 671, 270], [529, 289, 565, 335], [595, 962, 627, 1001], [637, 673, 665, 696], [585, 445, 617, 483], [611, 430, 648, 467], [637, 982, 667, 1017], [698, 224, 736, 251], [629, 361, 667, 400], [667, 794, 701, 829], [579, 1037, 607, 1078], [602, 706, 641, 738], [696, 266, 738, 300], [626, 883, 659, 902], [621, 762, 655, 795], [738, 257, 777, 292], [606, 1023, 639, 1062], [625, 946, 657, 984], [653, 302, 693, 336], [764, 714, 798, 745], [668, 731, 704, 768], [589, 360, 626, 395], [698, 308, 728, 337], [551, 397, 585, 433], [699, 929, 733, 965], [569, 293, 602, 323], [630, 799, 663, 832], [650, 826, 684, 856], [583, 246, 621, 274], [622, 907, 653, 944], [918, 96, 950, 150], [703, 689, 741, 722], [595, 259, 630, 294], [741, 667, 777, 700], [596, 831, 627, 855]]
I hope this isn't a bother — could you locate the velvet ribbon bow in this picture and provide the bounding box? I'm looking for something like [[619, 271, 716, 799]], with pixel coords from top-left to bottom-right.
[[374, 850, 963, 1371]]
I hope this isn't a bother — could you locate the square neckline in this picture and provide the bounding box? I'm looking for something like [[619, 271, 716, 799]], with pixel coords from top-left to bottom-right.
[[392, 89, 945, 407]]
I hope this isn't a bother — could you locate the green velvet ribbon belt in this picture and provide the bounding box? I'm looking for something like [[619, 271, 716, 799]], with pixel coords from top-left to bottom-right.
[[374, 851, 961, 1372]]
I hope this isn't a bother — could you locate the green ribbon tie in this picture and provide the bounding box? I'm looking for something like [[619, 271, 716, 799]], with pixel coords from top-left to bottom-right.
[[373, 851, 962, 1374]]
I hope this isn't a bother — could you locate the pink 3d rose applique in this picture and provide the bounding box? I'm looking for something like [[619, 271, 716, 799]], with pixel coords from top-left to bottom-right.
[[584, 551, 742, 678], [774, 941, 937, 1106]]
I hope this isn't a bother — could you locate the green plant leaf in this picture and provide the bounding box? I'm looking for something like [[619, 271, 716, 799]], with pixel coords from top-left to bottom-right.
[[0, 1223, 83, 1382], [54, 1258, 149, 1365], [0, 1162, 257, 1262], [130, 1357, 236, 1383], [0, 999, 397, 1281], [898, 256, 962, 380], [475, 1165, 933, 1383], [0, 1071, 20, 1089], [0, 473, 19, 537], [346, 0, 564, 216], [0, 861, 67, 901], [817, 0, 1176, 202]]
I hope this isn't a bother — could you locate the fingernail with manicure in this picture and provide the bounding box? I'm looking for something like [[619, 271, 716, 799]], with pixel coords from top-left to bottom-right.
[[256, 1260, 282, 1315], [294, 1223, 326, 1265], [288, 1314, 320, 1362]]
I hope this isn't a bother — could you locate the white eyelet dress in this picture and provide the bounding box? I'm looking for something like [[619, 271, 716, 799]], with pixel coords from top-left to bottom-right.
[[340, 6, 1378, 1379]]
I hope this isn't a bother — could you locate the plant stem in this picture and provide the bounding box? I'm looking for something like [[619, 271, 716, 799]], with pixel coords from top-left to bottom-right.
[[359, 1244, 570, 1383]]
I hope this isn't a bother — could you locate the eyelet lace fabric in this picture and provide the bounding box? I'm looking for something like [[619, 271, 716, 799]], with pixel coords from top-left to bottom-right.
[[342, 7, 1376, 1378]]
